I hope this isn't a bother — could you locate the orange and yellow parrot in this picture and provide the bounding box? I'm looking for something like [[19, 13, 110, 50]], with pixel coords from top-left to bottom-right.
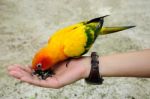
[[32, 15, 135, 79]]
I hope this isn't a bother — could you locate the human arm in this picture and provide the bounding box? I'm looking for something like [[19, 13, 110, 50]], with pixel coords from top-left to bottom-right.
[[8, 49, 150, 88], [97, 49, 150, 77]]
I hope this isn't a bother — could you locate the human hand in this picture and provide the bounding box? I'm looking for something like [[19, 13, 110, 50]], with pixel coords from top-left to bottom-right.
[[8, 57, 91, 88]]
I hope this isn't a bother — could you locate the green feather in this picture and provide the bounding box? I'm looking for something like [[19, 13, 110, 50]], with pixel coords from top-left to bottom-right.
[[81, 16, 135, 55]]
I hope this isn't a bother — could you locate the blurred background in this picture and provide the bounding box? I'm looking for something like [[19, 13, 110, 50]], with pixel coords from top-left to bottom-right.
[[0, 0, 150, 99]]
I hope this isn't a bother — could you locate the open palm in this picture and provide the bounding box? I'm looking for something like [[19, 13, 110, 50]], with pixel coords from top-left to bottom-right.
[[8, 57, 90, 88]]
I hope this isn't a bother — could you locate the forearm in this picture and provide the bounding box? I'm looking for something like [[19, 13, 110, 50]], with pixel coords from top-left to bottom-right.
[[100, 49, 150, 77]]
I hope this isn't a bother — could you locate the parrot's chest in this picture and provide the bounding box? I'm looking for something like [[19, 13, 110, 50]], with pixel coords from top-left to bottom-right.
[[48, 40, 68, 63]]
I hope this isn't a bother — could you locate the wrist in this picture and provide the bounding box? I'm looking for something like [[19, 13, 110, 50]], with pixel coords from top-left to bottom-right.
[[82, 56, 91, 78], [81, 56, 105, 78], [69, 56, 91, 78]]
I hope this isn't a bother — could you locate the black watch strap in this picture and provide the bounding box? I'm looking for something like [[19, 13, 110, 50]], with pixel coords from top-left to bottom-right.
[[85, 52, 103, 84]]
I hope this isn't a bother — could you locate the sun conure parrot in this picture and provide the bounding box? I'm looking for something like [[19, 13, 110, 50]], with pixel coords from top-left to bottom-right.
[[32, 15, 135, 79]]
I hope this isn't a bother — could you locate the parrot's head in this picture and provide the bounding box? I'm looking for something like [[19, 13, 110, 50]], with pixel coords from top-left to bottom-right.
[[32, 47, 53, 71]]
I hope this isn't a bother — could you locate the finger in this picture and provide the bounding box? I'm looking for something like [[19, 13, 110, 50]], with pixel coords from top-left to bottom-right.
[[8, 67, 33, 81], [19, 65, 32, 73], [8, 68, 31, 78], [8, 64, 33, 74], [20, 75, 61, 88], [7, 64, 22, 71], [9, 70, 40, 85], [8, 67, 28, 76], [20, 76, 44, 87], [9, 70, 24, 79]]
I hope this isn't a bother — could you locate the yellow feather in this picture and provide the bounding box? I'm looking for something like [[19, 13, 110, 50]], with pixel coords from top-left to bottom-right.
[[48, 23, 87, 57]]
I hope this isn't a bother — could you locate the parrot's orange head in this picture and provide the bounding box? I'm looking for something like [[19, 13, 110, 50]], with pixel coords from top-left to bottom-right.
[[32, 48, 53, 71]]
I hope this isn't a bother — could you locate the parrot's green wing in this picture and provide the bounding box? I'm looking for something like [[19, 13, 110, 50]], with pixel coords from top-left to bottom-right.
[[81, 16, 107, 55], [82, 16, 135, 55], [61, 16, 135, 57], [63, 16, 106, 57]]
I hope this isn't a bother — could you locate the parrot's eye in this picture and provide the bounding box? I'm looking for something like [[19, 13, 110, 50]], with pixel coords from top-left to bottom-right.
[[36, 63, 42, 68]]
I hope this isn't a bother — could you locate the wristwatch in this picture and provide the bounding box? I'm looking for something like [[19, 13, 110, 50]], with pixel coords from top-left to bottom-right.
[[85, 52, 104, 84]]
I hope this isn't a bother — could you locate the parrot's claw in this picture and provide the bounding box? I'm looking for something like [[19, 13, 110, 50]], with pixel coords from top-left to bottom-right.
[[66, 58, 72, 67], [66, 61, 70, 67]]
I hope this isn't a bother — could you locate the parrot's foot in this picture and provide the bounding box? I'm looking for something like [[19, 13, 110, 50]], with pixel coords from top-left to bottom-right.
[[32, 69, 55, 80], [66, 58, 72, 67]]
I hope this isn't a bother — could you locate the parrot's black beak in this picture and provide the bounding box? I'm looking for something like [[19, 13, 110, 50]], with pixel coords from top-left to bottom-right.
[[32, 68, 54, 80]]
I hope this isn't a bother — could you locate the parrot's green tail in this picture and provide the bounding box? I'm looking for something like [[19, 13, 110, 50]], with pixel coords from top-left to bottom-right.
[[100, 26, 135, 35]]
